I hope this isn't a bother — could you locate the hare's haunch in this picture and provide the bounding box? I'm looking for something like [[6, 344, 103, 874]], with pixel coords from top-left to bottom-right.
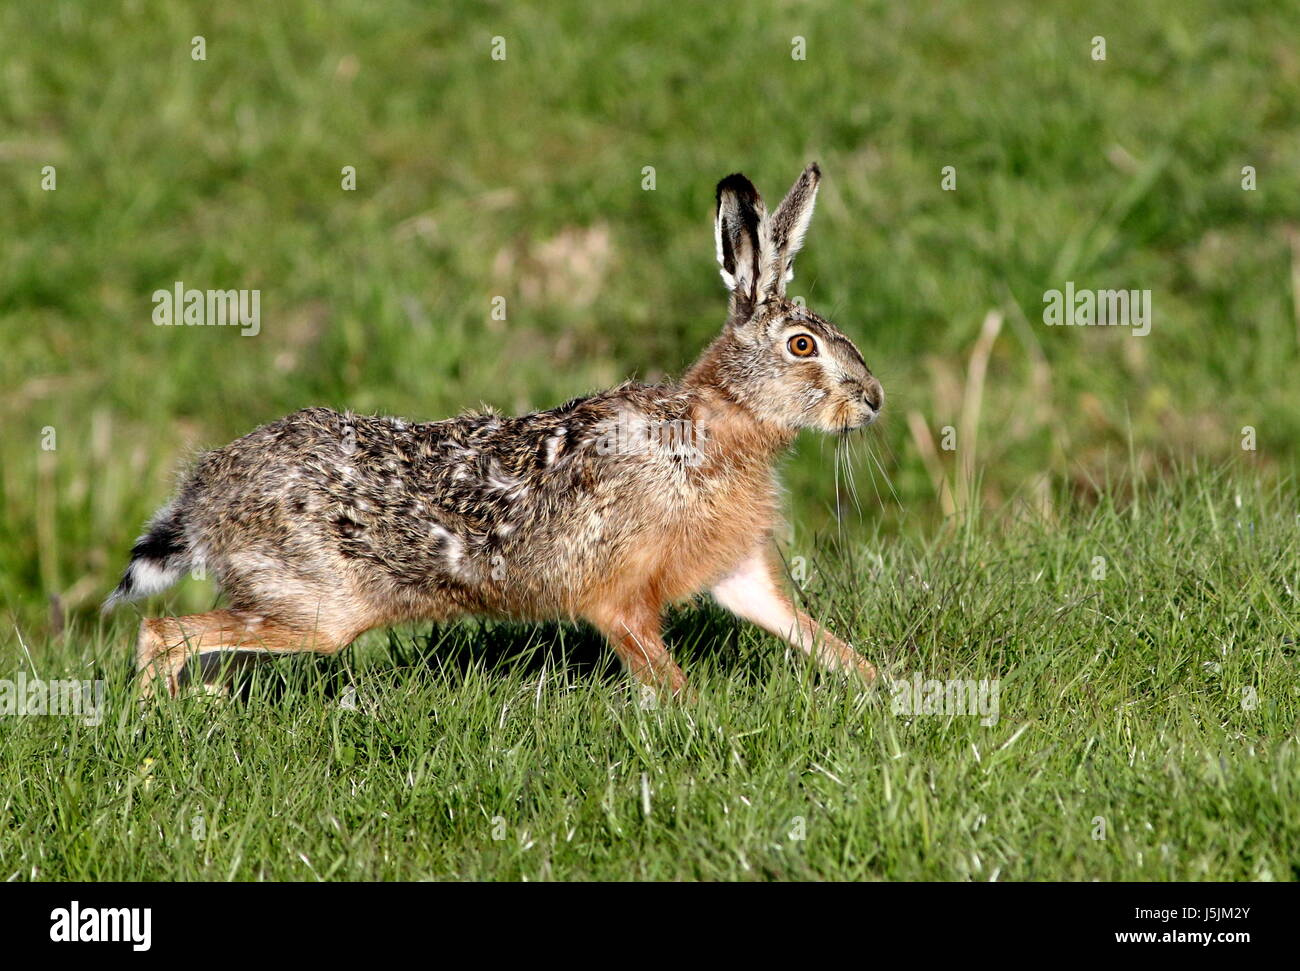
[[107, 165, 884, 699]]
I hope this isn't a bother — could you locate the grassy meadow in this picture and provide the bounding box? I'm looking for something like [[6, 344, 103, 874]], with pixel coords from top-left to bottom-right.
[[1, 0, 1299, 880]]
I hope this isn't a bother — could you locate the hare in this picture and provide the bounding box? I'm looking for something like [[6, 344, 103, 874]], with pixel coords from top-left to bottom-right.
[[106, 164, 884, 700]]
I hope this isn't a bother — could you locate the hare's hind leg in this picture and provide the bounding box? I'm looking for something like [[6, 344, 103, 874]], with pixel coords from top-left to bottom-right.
[[711, 547, 877, 686], [136, 610, 345, 699]]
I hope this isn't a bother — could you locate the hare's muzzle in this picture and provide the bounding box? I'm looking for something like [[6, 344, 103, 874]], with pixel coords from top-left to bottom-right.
[[842, 374, 884, 428]]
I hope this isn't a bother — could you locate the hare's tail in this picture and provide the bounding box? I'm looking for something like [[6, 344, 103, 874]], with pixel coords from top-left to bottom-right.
[[102, 505, 192, 612]]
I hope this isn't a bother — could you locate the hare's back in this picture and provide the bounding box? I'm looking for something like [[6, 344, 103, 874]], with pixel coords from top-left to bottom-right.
[[174, 391, 699, 623]]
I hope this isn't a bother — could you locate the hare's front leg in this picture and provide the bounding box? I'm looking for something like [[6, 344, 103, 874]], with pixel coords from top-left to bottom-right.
[[590, 604, 689, 700], [711, 547, 877, 685]]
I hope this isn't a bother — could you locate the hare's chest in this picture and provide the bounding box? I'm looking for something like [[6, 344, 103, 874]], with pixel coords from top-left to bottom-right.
[[645, 470, 781, 602]]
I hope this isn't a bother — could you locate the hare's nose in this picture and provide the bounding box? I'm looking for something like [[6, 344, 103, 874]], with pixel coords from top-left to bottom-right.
[[863, 377, 884, 413]]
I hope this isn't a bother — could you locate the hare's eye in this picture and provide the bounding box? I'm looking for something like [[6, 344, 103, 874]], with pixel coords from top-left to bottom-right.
[[787, 334, 817, 358]]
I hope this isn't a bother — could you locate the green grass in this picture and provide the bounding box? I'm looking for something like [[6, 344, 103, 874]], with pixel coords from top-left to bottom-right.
[[2, 0, 1300, 879]]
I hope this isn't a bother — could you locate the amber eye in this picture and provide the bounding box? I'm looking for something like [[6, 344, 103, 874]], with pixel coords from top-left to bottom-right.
[[787, 334, 817, 357]]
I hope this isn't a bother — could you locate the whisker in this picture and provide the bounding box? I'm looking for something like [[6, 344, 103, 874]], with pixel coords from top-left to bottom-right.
[[834, 435, 846, 519], [862, 430, 904, 513], [839, 433, 864, 520], [852, 433, 882, 516]]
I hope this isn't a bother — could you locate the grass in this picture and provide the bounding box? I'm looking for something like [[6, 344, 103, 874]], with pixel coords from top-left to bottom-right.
[[1, 0, 1299, 880]]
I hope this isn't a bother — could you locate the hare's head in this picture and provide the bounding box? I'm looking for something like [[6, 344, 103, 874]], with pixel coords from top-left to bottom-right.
[[698, 164, 882, 434]]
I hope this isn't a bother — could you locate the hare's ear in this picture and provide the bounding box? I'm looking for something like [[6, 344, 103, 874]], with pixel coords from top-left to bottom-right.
[[715, 173, 769, 312], [765, 162, 821, 295]]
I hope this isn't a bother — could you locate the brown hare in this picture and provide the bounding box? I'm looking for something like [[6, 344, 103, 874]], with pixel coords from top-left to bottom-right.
[[106, 164, 884, 700]]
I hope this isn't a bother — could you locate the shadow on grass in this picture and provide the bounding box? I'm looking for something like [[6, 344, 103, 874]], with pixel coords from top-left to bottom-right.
[[381, 601, 765, 689], [167, 600, 769, 704]]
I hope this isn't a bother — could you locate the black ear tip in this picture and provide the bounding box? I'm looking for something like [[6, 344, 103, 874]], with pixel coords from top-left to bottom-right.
[[806, 161, 822, 179], [716, 172, 759, 204]]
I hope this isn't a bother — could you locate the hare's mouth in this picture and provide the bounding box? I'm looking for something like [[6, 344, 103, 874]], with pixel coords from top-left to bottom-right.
[[850, 407, 880, 431], [829, 400, 879, 433]]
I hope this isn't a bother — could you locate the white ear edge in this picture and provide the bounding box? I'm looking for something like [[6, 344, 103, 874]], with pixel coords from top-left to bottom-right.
[[715, 215, 738, 291]]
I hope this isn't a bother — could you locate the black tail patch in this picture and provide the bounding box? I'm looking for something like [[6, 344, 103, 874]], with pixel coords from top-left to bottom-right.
[[102, 507, 190, 612]]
